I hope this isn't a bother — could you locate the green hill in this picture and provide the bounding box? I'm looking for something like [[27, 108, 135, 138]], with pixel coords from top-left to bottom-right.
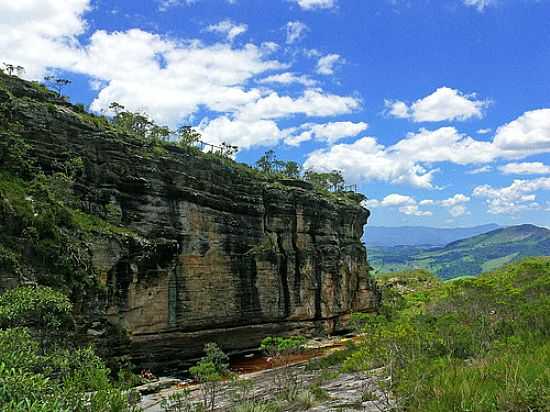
[[369, 224, 550, 278]]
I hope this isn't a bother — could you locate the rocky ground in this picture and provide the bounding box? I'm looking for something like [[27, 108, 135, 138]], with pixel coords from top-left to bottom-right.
[[137, 362, 392, 411]]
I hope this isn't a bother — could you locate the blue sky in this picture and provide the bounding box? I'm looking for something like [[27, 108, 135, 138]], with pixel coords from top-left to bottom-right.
[[1, 0, 549, 227]]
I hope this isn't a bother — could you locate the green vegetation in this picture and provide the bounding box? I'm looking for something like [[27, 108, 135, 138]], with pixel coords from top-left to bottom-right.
[[332, 258, 550, 411], [0, 287, 140, 411], [369, 224, 550, 279]]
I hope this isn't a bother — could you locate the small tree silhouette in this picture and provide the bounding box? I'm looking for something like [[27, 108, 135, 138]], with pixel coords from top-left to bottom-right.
[[44, 76, 72, 96], [2, 63, 25, 76]]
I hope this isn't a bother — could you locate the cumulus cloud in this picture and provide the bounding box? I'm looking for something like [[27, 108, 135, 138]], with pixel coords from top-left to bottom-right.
[[439, 194, 471, 207], [286, 121, 368, 146], [0, 1, 367, 151], [291, 0, 337, 10], [286, 21, 308, 44], [305, 136, 438, 188], [449, 205, 468, 217], [365, 193, 469, 217], [305, 108, 550, 188], [499, 162, 550, 175], [493, 109, 550, 156], [363, 194, 431, 217], [198, 116, 287, 149], [206, 20, 248, 42], [258, 72, 317, 87], [235, 90, 360, 122], [386, 87, 490, 122], [0, 0, 89, 78], [474, 177, 550, 214], [316, 54, 342, 75]]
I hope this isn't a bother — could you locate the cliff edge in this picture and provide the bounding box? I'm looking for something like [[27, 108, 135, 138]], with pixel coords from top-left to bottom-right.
[[0, 72, 379, 370]]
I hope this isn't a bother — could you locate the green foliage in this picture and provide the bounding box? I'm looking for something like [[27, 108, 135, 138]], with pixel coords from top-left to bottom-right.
[[254, 150, 301, 179], [260, 336, 306, 357], [0, 286, 72, 331], [343, 257, 550, 411], [303, 169, 344, 191], [176, 126, 201, 147], [189, 343, 230, 411], [260, 336, 307, 401], [0, 302, 138, 411], [0, 130, 35, 178]]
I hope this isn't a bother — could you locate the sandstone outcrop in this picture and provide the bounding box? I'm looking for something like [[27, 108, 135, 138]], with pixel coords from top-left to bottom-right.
[[0, 73, 379, 370]]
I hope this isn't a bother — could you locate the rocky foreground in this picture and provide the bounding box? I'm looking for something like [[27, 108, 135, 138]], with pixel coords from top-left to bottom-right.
[[137, 363, 392, 412]]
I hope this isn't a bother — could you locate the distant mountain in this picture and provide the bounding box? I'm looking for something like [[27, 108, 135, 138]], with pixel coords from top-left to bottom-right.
[[364, 224, 500, 247], [369, 224, 550, 279]]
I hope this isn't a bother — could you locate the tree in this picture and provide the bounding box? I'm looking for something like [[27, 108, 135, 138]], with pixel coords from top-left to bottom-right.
[[44, 76, 72, 96], [220, 142, 239, 158], [1, 63, 25, 76], [0, 286, 73, 352], [304, 169, 344, 191], [255, 150, 277, 174], [189, 343, 230, 411], [260, 336, 306, 400], [282, 161, 301, 179], [109, 102, 154, 139], [176, 126, 201, 147]]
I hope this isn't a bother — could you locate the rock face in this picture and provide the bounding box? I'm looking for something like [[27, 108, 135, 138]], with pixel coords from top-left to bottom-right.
[[0, 74, 379, 370]]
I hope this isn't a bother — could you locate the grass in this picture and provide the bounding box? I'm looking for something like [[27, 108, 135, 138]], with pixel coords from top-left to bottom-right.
[[341, 257, 550, 411]]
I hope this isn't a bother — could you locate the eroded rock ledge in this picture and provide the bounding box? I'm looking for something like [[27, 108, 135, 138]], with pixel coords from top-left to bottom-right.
[[0, 74, 379, 370]]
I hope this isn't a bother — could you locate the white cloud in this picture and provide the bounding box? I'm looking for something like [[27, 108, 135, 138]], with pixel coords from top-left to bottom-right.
[[439, 194, 470, 207], [365, 192, 471, 217], [499, 162, 550, 175], [316, 54, 342, 75], [364, 194, 431, 216], [198, 116, 286, 149], [158, 0, 197, 11], [291, 0, 336, 10], [236, 90, 361, 122], [81, 31, 283, 126], [305, 108, 550, 188], [473, 177, 550, 214], [286, 21, 308, 44], [286, 121, 368, 146], [449, 205, 468, 217], [386, 87, 490, 122], [304, 136, 438, 188], [477, 128, 492, 135], [158, 0, 236, 10], [206, 20, 248, 42], [364, 193, 415, 208], [493, 109, 550, 156], [467, 165, 493, 174], [0, 0, 89, 78], [258, 72, 317, 87], [463, 0, 495, 12], [399, 205, 433, 217]]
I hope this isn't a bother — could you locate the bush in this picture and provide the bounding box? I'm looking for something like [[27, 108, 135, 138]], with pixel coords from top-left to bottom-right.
[[189, 343, 230, 411], [344, 258, 550, 411]]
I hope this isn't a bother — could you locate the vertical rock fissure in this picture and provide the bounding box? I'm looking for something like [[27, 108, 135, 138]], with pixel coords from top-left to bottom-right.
[[276, 232, 291, 318], [311, 211, 323, 320], [291, 205, 302, 306]]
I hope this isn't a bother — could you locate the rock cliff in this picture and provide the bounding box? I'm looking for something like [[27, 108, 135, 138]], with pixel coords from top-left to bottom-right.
[[0, 73, 379, 370]]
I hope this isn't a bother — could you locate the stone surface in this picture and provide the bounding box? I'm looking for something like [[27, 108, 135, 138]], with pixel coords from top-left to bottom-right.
[[0, 73, 379, 370], [140, 364, 392, 411]]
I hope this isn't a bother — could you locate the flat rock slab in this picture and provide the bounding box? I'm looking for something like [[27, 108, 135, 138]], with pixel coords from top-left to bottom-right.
[[140, 364, 392, 411]]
